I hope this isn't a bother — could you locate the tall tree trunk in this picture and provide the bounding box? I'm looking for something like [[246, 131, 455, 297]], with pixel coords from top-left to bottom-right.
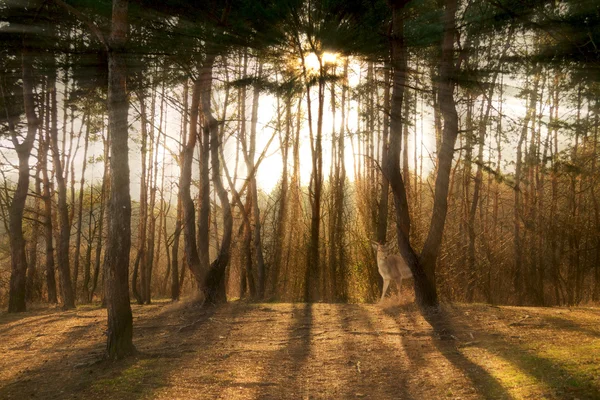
[[26, 156, 42, 302], [591, 98, 600, 302], [144, 90, 161, 304], [514, 70, 539, 305], [271, 93, 291, 298], [170, 81, 188, 301], [387, 0, 437, 308], [201, 53, 233, 304], [41, 131, 58, 304], [81, 182, 95, 303], [198, 65, 212, 280], [302, 51, 325, 303], [181, 80, 203, 286], [336, 59, 349, 301], [104, 0, 134, 359], [418, 0, 459, 293], [90, 125, 109, 302], [377, 62, 391, 245], [133, 91, 148, 304], [7, 47, 38, 312], [48, 57, 75, 309], [73, 116, 90, 301], [243, 62, 266, 298]]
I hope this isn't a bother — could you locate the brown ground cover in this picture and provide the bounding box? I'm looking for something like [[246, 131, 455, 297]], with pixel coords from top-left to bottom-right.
[[0, 298, 598, 399]]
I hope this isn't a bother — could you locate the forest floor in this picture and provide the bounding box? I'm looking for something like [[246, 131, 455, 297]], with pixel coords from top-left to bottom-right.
[[0, 297, 599, 400]]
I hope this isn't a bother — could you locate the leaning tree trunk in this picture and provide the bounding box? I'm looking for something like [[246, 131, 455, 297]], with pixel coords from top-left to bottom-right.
[[387, 0, 458, 309], [104, 0, 134, 359], [418, 0, 459, 297], [7, 47, 38, 313], [386, 0, 437, 309]]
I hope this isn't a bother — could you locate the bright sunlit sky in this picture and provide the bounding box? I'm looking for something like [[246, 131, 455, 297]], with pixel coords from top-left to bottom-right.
[[1, 53, 579, 202]]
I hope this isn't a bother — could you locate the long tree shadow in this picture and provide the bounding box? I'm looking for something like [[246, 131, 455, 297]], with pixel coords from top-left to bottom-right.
[[0, 301, 232, 400], [0, 308, 69, 331], [256, 302, 313, 399], [337, 304, 414, 400], [459, 311, 600, 399], [421, 305, 600, 399], [413, 305, 514, 399], [540, 315, 600, 338], [383, 303, 437, 371]]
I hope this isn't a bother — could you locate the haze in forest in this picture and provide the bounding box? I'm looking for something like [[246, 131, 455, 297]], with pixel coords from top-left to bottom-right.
[[0, 3, 598, 393]]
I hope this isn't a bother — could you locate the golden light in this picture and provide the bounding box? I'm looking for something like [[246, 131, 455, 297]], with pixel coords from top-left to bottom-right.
[[303, 51, 339, 72], [322, 52, 338, 65]]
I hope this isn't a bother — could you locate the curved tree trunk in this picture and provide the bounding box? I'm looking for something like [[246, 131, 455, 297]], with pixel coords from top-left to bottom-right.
[[8, 47, 38, 313]]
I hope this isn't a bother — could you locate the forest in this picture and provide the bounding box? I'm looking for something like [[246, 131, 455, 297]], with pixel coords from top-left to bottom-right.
[[0, 0, 599, 398]]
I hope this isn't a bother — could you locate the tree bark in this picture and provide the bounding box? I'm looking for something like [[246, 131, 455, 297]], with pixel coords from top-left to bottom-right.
[[386, 0, 438, 309], [418, 0, 459, 291], [243, 61, 266, 298], [26, 154, 42, 302], [73, 116, 91, 301], [181, 80, 203, 287], [201, 53, 233, 304], [7, 47, 38, 313], [104, 0, 134, 359], [8, 48, 40, 313]]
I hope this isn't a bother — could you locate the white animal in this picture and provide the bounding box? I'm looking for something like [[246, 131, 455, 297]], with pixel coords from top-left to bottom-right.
[[371, 241, 413, 302]]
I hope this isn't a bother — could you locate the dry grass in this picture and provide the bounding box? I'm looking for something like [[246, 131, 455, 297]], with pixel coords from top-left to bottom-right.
[[0, 296, 598, 399]]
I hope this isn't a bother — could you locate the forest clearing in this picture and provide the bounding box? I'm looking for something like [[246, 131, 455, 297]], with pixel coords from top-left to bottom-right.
[[1, 0, 600, 397], [1, 298, 599, 399]]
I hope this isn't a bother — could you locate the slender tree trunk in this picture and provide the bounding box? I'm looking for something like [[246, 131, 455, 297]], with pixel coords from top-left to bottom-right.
[[170, 81, 188, 301], [41, 132, 58, 304], [73, 116, 90, 301], [336, 59, 348, 301], [133, 91, 148, 304], [591, 97, 600, 302], [514, 70, 539, 305], [144, 94, 161, 304], [271, 94, 291, 298], [90, 124, 109, 302], [48, 60, 75, 309], [418, 0, 459, 292], [81, 182, 95, 303], [243, 62, 266, 298], [181, 80, 203, 286], [386, 0, 437, 308], [375, 61, 390, 295], [26, 157, 42, 302], [104, 0, 134, 359], [7, 47, 38, 312], [198, 66, 212, 280], [201, 53, 233, 304]]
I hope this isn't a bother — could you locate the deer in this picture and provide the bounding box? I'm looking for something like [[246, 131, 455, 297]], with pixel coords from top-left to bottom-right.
[[371, 241, 413, 302]]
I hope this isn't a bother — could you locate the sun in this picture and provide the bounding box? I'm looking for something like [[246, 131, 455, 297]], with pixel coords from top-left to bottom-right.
[[303, 51, 339, 72]]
